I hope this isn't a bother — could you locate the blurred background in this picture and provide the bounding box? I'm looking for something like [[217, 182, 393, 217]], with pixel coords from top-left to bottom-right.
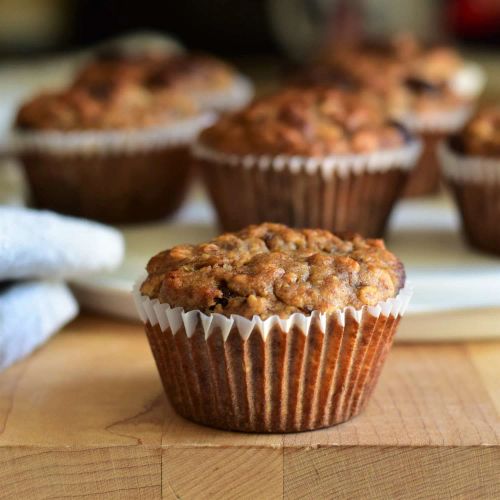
[[0, 0, 498, 102], [0, 0, 498, 58]]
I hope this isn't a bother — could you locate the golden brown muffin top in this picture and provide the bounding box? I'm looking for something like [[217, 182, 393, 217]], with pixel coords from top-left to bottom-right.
[[318, 35, 463, 86], [310, 35, 466, 117], [198, 87, 411, 156], [74, 52, 236, 95], [140, 223, 405, 319], [293, 67, 464, 118], [16, 79, 198, 131], [454, 107, 500, 157]]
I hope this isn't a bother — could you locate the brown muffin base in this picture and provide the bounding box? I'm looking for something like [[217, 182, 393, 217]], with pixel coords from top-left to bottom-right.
[[144, 310, 401, 433], [20, 146, 193, 224], [199, 159, 409, 238], [448, 179, 500, 255], [404, 132, 446, 197]]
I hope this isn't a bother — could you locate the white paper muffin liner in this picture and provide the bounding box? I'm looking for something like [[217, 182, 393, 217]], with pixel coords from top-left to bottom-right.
[[399, 103, 474, 134], [439, 141, 500, 184], [195, 75, 254, 113], [439, 140, 500, 254], [192, 140, 422, 180], [11, 113, 215, 157], [134, 277, 412, 432], [194, 139, 421, 235], [134, 279, 412, 341]]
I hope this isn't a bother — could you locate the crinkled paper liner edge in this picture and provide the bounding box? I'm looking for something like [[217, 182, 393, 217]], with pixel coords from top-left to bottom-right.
[[439, 141, 500, 184], [191, 140, 422, 180], [399, 104, 474, 134], [133, 276, 413, 342], [10, 113, 215, 157]]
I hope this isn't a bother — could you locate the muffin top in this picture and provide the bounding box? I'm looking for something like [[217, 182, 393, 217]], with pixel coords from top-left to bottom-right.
[[198, 87, 411, 156], [294, 66, 464, 118], [310, 35, 466, 117], [140, 223, 405, 319], [454, 107, 500, 157], [74, 52, 237, 95], [318, 35, 463, 86], [16, 79, 198, 131]]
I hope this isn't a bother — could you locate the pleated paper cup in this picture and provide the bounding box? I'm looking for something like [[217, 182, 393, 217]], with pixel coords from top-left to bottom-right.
[[134, 281, 412, 433], [193, 140, 421, 238], [12, 114, 214, 224], [439, 141, 500, 255]]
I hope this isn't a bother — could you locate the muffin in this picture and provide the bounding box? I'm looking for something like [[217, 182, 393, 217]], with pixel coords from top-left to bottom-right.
[[134, 222, 412, 432], [194, 87, 421, 238], [308, 35, 484, 196], [398, 76, 473, 196], [15, 78, 212, 223], [440, 107, 500, 255], [74, 51, 253, 113]]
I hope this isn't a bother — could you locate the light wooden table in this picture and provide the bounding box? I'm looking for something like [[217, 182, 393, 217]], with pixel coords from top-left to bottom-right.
[[0, 315, 499, 499]]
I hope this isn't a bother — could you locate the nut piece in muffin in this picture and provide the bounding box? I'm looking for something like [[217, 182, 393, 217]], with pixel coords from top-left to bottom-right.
[[198, 87, 411, 156], [140, 222, 405, 319]]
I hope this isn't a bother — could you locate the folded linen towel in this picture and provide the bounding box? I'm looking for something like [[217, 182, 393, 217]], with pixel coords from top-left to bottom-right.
[[0, 281, 78, 371], [0, 207, 124, 280]]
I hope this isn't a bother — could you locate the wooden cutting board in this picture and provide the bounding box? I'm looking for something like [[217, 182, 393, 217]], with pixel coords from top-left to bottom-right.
[[0, 315, 499, 499]]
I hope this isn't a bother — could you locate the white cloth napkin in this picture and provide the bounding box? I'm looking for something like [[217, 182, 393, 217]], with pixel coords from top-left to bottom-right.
[[0, 206, 124, 280], [0, 207, 125, 370], [0, 281, 78, 371]]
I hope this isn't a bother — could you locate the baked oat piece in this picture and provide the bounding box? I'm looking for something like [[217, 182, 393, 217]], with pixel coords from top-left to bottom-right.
[[141, 222, 405, 318], [198, 87, 410, 156]]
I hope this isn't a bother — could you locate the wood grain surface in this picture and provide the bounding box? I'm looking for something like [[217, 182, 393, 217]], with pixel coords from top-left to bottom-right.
[[0, 315, 499, 499]]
